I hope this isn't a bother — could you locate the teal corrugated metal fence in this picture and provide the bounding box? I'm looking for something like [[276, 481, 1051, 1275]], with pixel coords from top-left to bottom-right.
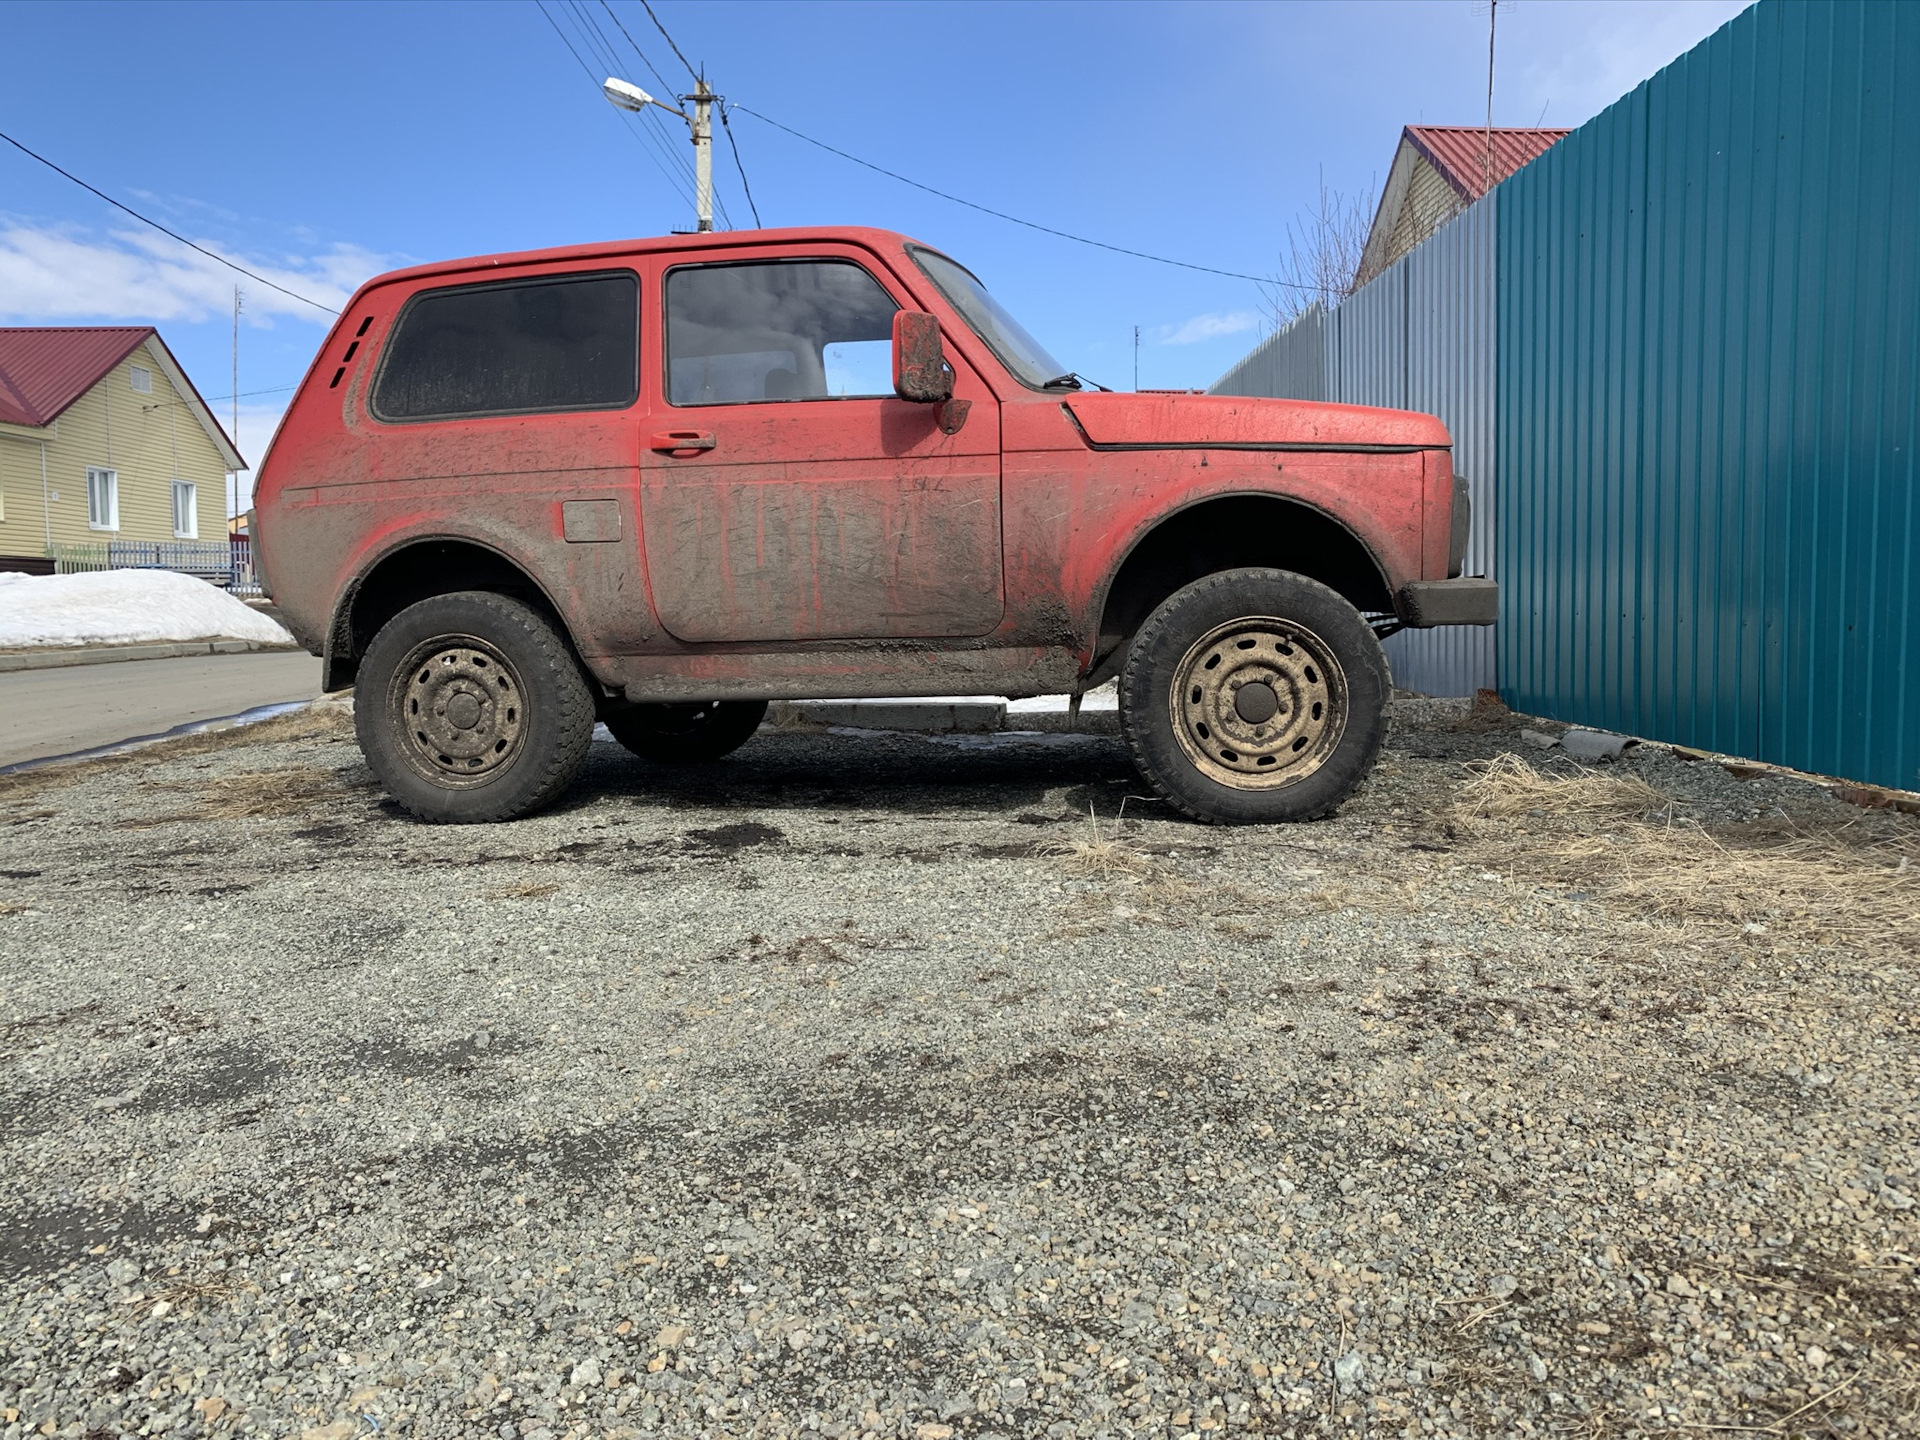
[[1498, 0, 1920, 790]]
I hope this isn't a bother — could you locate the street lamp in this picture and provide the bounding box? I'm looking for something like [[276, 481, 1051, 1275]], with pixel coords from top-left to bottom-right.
[[601, 77, 659, 113], [603, 74, 715, 233]]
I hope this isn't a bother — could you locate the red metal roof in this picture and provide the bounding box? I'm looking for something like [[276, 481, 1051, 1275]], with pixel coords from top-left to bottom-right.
[[1403, 125, 1571, 201], [0, 326, 155, 428]]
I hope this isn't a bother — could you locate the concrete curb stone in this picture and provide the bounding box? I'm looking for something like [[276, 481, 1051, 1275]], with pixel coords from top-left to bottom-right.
[[0, 639, 302, 673]]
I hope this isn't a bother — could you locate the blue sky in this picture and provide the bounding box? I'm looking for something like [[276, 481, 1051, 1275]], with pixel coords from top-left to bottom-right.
[[0, 0, 1746, 509]]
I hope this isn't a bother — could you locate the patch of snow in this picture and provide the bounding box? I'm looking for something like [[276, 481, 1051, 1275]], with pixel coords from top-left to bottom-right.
[[0, 570, 293, 649], [1005, 691, 1119, 718]]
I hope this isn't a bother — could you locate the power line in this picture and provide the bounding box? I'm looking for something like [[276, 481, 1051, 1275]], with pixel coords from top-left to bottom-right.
[[140, 383, 299, 411], [597, 0, 677, 98], [719, 105, 762, 228], [550, 0, 735, 230], [0, 129, 340, 315], [639, 0, 700, 84], [566, 0, 702, 207], [733, 106, 1302, 290], [537, 0, 697, 209], [558, 0, 732, 227], [598, 0, 741, 229]]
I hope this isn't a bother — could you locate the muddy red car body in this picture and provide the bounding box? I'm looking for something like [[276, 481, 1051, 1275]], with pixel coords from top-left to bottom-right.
[[255, 226, 1492, 823]]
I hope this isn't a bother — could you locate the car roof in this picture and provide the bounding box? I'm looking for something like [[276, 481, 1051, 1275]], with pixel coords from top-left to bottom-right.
[[353, 226, 930, 296]]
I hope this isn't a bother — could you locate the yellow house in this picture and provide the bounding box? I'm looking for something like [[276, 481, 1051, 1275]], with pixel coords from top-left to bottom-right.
[[0, 326, 245, 573]]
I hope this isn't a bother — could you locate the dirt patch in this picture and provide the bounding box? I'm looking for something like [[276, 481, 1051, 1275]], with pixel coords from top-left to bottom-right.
[[683, 820, 787, 855]]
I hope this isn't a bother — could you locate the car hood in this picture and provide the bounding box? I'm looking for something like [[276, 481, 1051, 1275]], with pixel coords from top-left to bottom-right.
[[1064, 393, 1451, 450]]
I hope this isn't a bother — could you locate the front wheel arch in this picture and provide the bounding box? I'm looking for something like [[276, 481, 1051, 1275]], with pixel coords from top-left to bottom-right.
[[1088, 495, 1395, 683]]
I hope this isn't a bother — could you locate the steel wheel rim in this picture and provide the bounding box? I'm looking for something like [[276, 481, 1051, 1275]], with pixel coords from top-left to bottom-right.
[[390, 633, 528, 788], [1168, 616, 1348, 791]]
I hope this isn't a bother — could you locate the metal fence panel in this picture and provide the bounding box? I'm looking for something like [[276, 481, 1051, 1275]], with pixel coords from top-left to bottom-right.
[[106, 540, 235, 577], [44, 539, 242, 588], [1386, 195, 1499, 696], [1326, 265, 1407, 411], [1209, 304, 1328, 401], [1497, 0, 1920, 791], [47, 542, 111, 575]]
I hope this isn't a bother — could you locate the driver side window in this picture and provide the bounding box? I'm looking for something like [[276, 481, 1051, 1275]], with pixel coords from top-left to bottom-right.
[[665, 259, 898, 405]]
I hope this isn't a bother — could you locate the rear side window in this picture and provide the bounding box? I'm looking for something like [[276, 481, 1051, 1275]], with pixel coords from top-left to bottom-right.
[[371, 271, 638, 422], [666, 260, 898, 405]]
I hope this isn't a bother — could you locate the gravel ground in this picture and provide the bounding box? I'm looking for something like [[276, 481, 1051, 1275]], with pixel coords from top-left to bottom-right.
[[1, 697, 1916, 1439]]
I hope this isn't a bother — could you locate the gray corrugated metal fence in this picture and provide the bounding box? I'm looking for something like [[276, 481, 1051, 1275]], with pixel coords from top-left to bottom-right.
[[1211, 197, 1498, 696], [1325, 264, 1406, 409], [1393, 196, 1497, 695], [1210, 304, 1328, 402]]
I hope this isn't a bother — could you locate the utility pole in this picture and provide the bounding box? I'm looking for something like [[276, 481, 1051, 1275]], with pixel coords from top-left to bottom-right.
[[1133, 326, 1141, 391], [604, 72, 716, 233], [1483, 0, 1498, 191], [231, 286, 243, 530], [687, 74, 714, 232]]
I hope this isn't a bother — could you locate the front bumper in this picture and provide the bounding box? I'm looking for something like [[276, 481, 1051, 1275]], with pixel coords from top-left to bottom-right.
[[1396, 578, 1498, 628]]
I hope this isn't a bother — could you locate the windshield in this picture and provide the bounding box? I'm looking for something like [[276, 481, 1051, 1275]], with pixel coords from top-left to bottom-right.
[[909, 247, 1067, 390]]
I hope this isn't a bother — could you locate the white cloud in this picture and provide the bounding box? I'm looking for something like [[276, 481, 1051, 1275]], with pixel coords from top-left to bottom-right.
[[0, 219, 394, 327], [1160, 310, 1261, 346]]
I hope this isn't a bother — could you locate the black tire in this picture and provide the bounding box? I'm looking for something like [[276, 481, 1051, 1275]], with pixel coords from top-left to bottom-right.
[[355, 590, 594, 823], [603, 700, 768, 763], [1118, 567, 1388, 824]]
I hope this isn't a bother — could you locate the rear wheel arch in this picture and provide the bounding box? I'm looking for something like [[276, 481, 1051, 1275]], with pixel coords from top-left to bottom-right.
[[326, 537, 578, 692], [1088, 494, 1394, 682]]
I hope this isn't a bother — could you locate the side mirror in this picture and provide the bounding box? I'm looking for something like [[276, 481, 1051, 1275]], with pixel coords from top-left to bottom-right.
[[892, 311, 953, 403]]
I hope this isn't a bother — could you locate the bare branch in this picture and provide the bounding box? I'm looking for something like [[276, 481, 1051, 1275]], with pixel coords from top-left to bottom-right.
[[1263, 173, 1371, 331]]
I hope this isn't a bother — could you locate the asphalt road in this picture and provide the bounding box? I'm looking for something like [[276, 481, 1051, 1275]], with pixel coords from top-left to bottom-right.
[[0, 650, 324, 768]]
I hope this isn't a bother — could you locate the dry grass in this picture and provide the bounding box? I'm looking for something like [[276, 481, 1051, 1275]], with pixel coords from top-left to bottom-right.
[[1455, 753, 1920, 956], [485, 881, 561, 900], [1455, 752, 1669, 821], [118, 764, 350, 828], [1040, 804, 1152, 877], [188, 766, 348, 821], [1548, 825, 1917, 943], [146, 1266, 242, 1316], [0, 702, 352, 811], [1040, 804, 1284, 934]]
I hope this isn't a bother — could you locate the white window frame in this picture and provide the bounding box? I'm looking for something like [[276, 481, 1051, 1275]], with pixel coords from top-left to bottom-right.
[[129, 365, 153, 395], [171, 480, 198, 538], [87, 466, 119, 532]]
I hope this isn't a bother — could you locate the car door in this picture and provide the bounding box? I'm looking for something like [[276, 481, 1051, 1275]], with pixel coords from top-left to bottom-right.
[[355, 264, 655, 654], [638, 249, 1003, 644]]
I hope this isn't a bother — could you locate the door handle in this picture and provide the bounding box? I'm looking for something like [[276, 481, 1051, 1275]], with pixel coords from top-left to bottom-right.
[[650, 430, 716, 453]]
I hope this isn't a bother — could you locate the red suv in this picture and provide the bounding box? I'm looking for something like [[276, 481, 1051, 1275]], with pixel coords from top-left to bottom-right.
[[255, 227, 1492, 824]]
